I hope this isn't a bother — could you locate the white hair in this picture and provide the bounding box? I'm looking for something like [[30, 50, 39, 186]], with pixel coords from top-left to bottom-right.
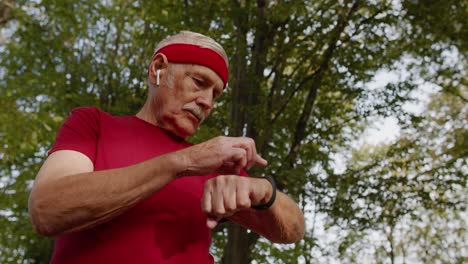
[[155, 30, 228, 66]]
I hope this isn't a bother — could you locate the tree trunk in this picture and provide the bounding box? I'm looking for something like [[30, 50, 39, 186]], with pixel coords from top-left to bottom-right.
[[223, 1, 254, 263], [222, 224, 249, 263], [223, 1, 269, 263], [0, 0, 15, 27]]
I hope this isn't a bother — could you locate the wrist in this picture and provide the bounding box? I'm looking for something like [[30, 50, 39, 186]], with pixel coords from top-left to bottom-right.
[[260, 180, 273, 203], [251, 176, 276, 210], [168, 150, 191, 178]]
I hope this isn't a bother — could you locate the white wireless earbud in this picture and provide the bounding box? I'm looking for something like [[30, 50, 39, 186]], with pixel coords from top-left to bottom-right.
[[156, 69, 160, 86]]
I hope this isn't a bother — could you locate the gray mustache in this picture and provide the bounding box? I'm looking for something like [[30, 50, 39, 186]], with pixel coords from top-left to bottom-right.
[[182, 106, 205, 122]]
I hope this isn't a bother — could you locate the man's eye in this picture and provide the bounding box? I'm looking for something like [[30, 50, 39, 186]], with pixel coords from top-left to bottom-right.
[[193, 77, 203, 86]]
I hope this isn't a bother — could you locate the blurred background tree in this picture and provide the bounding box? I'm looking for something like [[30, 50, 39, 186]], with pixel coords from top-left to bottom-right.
[[0, 0, 466, 263]]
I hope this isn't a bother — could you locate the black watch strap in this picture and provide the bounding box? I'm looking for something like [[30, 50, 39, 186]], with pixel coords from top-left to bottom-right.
[[251, 176, 277, 210]]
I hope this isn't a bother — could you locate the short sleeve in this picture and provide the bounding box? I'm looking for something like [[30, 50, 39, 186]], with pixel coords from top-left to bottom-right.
[[48, 107, 101, 162]]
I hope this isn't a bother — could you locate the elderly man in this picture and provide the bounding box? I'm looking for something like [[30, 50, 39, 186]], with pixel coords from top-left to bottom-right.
[[29, 31, 305, 263]]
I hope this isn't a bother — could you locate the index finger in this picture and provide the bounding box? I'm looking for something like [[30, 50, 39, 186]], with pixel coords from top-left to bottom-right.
[[254, 154, 267, 167], [229, 137, 267, 169]]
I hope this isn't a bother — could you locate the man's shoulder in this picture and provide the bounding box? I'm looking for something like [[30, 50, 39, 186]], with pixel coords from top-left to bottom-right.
[[70, 106, 106, 116], [67, 106, 119, 122]]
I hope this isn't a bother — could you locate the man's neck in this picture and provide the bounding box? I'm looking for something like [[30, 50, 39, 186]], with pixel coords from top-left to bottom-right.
[[136, 102, 158, 126]]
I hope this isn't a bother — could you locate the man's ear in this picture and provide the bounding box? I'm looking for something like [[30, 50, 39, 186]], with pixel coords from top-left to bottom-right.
[[148, 53, 169, 87]]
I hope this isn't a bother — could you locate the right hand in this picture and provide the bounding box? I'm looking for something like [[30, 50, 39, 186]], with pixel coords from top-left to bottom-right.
[[201, 175, 274, 229], [176, 136, 268, 176]]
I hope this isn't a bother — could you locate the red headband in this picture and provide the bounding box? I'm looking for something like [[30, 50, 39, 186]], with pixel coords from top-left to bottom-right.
[[150, 43, 229, 88]]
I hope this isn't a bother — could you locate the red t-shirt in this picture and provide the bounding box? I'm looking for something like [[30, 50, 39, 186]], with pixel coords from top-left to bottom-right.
[[48, 107, 216, 264]]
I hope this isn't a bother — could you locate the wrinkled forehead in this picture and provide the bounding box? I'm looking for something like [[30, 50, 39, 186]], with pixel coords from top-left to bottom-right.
[[184, 64, 225, 90], [152, 43, 229, 88]]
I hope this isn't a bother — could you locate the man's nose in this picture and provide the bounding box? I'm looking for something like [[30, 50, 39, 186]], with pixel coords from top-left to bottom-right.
[[196, 90, 214, 111]]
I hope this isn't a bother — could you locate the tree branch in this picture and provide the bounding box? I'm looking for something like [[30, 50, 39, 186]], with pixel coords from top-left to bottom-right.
[[0, 0, 15, 26], [286, 1, 360, 165], [338, 7, 387, 47], [270, 65, 321, 124]]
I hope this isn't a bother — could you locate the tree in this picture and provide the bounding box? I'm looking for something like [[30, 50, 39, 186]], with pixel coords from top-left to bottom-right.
[[0, 0, 466, 263], [325, 63, 467, 263], [0, 0, 15, 27]]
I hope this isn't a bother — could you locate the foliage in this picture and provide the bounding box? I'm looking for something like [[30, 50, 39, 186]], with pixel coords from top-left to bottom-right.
[[326, 88, 467, 262], [0, 0, 466, 263]]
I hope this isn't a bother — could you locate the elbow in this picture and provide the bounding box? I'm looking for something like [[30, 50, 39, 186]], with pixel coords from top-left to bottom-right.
[[293, 215, 306, 242], [288, 223, 306, 243], [271, 214, 306, 244], [291, 213, 306, 243], [273, 228, 305, 244], [31, 223, 56, 237], [267, 232, 304, 244], [28, 193, 58, 237]]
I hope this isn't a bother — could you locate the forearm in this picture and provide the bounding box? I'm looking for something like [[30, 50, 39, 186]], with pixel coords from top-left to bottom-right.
[[29, 152, 185, 236], [228, 192, 305, 243]]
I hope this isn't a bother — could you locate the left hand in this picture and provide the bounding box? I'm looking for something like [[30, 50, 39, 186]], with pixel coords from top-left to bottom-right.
[[201, 175, 273, 229]]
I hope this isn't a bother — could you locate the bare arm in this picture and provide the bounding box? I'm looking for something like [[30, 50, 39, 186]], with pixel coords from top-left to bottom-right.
[[229, 188, 305, 243], [28, 150, 184, 236]]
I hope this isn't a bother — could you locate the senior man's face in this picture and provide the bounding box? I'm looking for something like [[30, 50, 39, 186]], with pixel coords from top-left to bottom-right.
[[153, 64, 224, 138]]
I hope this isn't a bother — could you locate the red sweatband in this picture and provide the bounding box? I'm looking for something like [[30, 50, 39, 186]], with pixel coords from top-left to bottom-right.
[[150, 43, 229, 88]]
